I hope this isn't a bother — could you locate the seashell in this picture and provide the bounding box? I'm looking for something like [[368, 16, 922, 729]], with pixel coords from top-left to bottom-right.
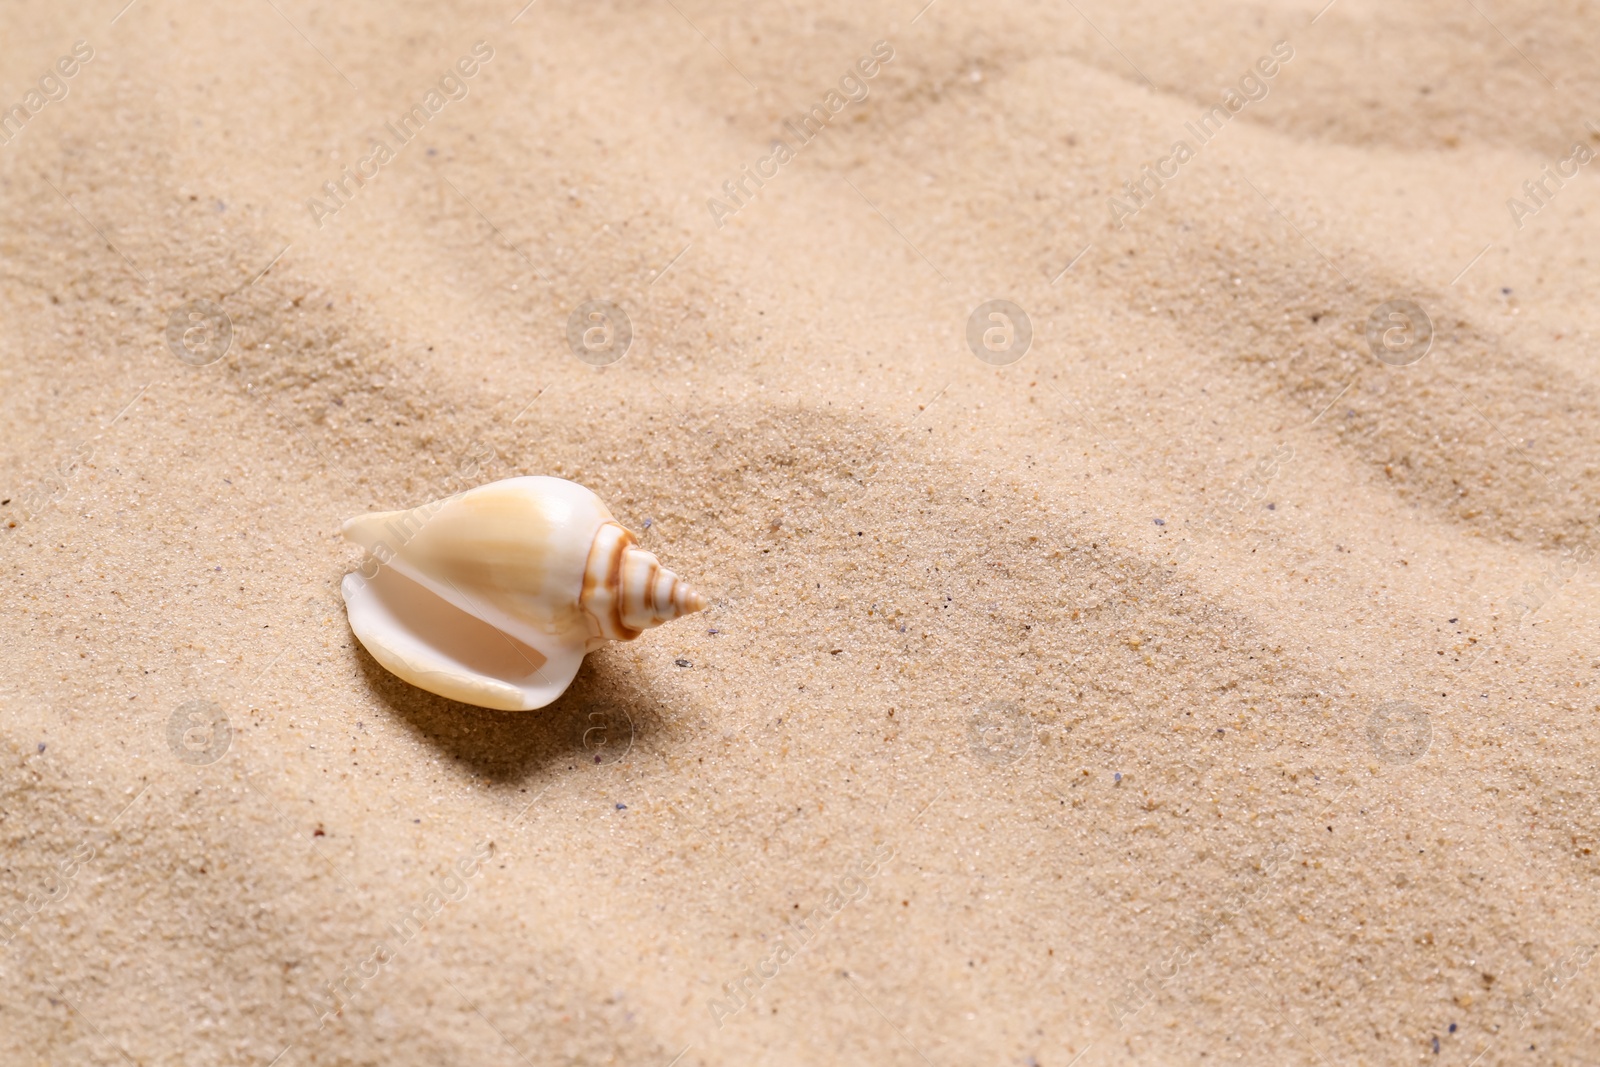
[[339, 476, 706, 711]]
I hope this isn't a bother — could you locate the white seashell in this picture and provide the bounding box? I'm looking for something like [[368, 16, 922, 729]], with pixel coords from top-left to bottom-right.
[[339, 476, 706, 711]]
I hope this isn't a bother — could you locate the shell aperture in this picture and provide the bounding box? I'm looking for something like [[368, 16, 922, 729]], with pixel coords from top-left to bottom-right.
[[339, 476, 706, 710]]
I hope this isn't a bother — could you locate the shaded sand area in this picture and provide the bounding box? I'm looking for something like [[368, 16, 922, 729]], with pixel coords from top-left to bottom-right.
[[3, 0, 1599, 1063]]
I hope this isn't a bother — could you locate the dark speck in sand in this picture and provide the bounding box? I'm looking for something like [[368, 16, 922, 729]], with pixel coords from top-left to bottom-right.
[[1153, 518, 1165, 525], [1267, 503, 1276, 510], [37, 742, 46, 753], [675, 658, 692, 667], [615, 803, 627, 810], [1113, 772, 1122, 784]]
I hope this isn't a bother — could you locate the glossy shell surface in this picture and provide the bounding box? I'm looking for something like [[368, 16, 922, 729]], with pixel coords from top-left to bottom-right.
[[340, 476, 704, 710]]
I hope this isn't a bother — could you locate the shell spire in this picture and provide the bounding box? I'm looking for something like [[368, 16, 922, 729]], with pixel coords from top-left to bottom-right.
[[579, 522, 709, 642], [338, 476, 707, 711]]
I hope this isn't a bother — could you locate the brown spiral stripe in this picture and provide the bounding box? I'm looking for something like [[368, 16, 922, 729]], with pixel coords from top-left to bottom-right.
[[580, 522, 641, 642]]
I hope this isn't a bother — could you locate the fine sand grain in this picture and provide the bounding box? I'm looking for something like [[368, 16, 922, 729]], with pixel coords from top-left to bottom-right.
[[3, 1, 1599, 1064]]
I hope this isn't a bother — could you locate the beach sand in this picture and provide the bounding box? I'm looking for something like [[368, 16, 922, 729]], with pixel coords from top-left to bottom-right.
[[3, 0, 1599, 1063]]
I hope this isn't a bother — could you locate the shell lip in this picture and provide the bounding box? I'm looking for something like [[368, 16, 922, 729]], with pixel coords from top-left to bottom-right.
[[340, 566, 582, 711]]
